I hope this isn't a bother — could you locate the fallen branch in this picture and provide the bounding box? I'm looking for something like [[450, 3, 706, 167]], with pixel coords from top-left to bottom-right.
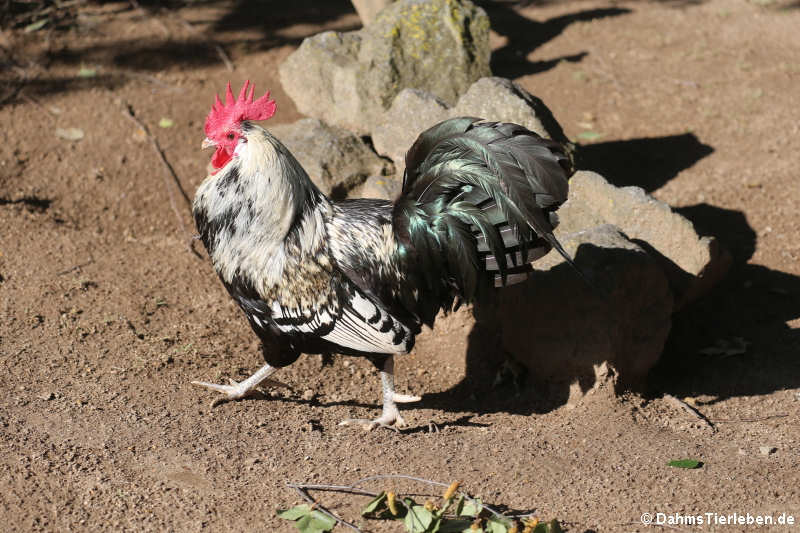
[[56, 259, 95, 276], [290, 485, 363, 533], [710, 414, 789, 423], [664, 394, 715, 432], [120, 101, 197, 256]]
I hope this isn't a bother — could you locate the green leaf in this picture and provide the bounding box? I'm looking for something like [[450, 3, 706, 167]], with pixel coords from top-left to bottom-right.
[[668, 459, 702, 469], [295, 514, 324, 533], [293, 511, 336, 533], [404, 505, 434, 533], [460, 498, 482, 517], [577, 130, 603, 141], [487, 517, 511, 533], [307, 510, 336, 531], [278, 504, 312, 521], [24, 19, 48, 33], [77, 66, 97, 78], [362, 491, 387, 515], [158, 117, 175, 128], [453, 495, 465, 516]]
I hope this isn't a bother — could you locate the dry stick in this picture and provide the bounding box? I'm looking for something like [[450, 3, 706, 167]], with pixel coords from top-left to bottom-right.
[[120, 102, 198, 257], [290, 478, 527, 530], [351, 474, 511, 522], [664, 394, 716, 432], [56, 259, 95, 276], [710, 414, 789, 423], [286, 483, 379, 498], [289, 485, 363, 533]]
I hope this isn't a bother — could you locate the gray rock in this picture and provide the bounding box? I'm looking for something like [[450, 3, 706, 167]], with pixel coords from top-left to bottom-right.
[[450, 77, 571, 145], [371, 89, 450, 176], [278, 32, 364, 131], [555, 171, 731, 309], [357, 174, 403, 200], [270, 118, 392, 197], [372, 78, 572, 176], [474, 224, 673, 395], [350, 0, 394, 25], [279, 0, 490, 134]]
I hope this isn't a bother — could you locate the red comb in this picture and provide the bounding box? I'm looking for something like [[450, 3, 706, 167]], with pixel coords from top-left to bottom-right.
[[204, 80, 276, 137]]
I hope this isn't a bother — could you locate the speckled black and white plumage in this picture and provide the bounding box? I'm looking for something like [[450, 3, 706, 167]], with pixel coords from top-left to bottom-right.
[[192, 117, 574, 427]]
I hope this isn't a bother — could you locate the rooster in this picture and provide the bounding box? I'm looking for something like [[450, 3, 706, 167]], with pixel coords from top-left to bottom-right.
[[191, 81, 575, 430]]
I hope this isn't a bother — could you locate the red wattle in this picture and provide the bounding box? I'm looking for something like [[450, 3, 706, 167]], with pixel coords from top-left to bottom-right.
[[211, 147, 232, 173]]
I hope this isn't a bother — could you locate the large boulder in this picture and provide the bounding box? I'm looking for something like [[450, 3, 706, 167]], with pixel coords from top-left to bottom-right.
[[279, 0, 491, 134], [270, 118, 392, 197], [371, 77, 572, 177], [371, 89, 450, 177], [450, 77, 570, 144], [473, 225, 673, 397], [555, 171, 731, 309]]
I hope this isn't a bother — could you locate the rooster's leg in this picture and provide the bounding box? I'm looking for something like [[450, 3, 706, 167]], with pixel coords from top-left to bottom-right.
[[191, 362, 291, 407], [339, 355, 421, 431]]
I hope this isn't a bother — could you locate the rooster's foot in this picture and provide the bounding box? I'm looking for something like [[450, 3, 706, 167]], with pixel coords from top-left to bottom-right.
[[338, 392, 420, 431], [191, 362, 288, 407], [338, 409, 408, 432]]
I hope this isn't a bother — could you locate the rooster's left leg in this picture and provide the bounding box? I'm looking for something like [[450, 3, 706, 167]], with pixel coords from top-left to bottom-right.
[[191, 362, 291, 407], [339, 355, 421, 431]]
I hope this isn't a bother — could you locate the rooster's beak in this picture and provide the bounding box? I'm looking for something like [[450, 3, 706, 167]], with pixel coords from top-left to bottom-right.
[[201, 138, 215, 150]]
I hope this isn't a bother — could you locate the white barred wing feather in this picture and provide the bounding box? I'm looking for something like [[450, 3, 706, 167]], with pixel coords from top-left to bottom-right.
[[269, 289, 411, 355]]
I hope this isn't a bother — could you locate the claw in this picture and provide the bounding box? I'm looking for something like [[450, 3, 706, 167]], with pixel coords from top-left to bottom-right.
[[393, 393, 421, 403], [191, 379, 260, 407], [191, 362, 285, 407], [339, 413, 406, 432]]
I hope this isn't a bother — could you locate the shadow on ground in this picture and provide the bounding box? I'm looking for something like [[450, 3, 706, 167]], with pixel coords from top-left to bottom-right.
[[577, 133, 714, 192], [424, 186, 799, 417], [651, 203, 800, 402], [1, 0, 358, 106], [479, 3, 632, 78]]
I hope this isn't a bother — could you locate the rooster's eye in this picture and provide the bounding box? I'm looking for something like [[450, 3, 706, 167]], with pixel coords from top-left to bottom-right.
[[227, 133, 235, 140]]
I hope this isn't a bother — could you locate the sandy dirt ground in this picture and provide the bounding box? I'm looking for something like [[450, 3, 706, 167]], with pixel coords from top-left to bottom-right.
[[1, 0, 799, 531]]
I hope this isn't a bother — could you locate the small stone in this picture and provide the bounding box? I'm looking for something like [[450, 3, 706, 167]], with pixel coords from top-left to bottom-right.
[[302, 389, 315, 401], [760, 446, 777, 456], [55, 127, 85, 141]]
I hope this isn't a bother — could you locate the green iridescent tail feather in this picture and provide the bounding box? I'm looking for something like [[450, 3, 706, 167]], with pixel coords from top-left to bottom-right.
[[393, 117, 578, 319]]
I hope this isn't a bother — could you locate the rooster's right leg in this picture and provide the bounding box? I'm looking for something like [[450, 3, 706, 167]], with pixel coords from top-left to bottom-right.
[[339, 355, 421, 431], [191, 362, 291, 407]]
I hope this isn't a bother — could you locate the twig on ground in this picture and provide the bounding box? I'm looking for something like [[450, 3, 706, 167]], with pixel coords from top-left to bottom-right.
[[120, 101, 196, 255], [286, 483, 379, 498], [664, 394, 716, 432], [289, 485, 363, 533], [710, 414, 789, 423], [56, 259, 95, 276], [351, 474, 509, 521], [20, 92, 58, 119]]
